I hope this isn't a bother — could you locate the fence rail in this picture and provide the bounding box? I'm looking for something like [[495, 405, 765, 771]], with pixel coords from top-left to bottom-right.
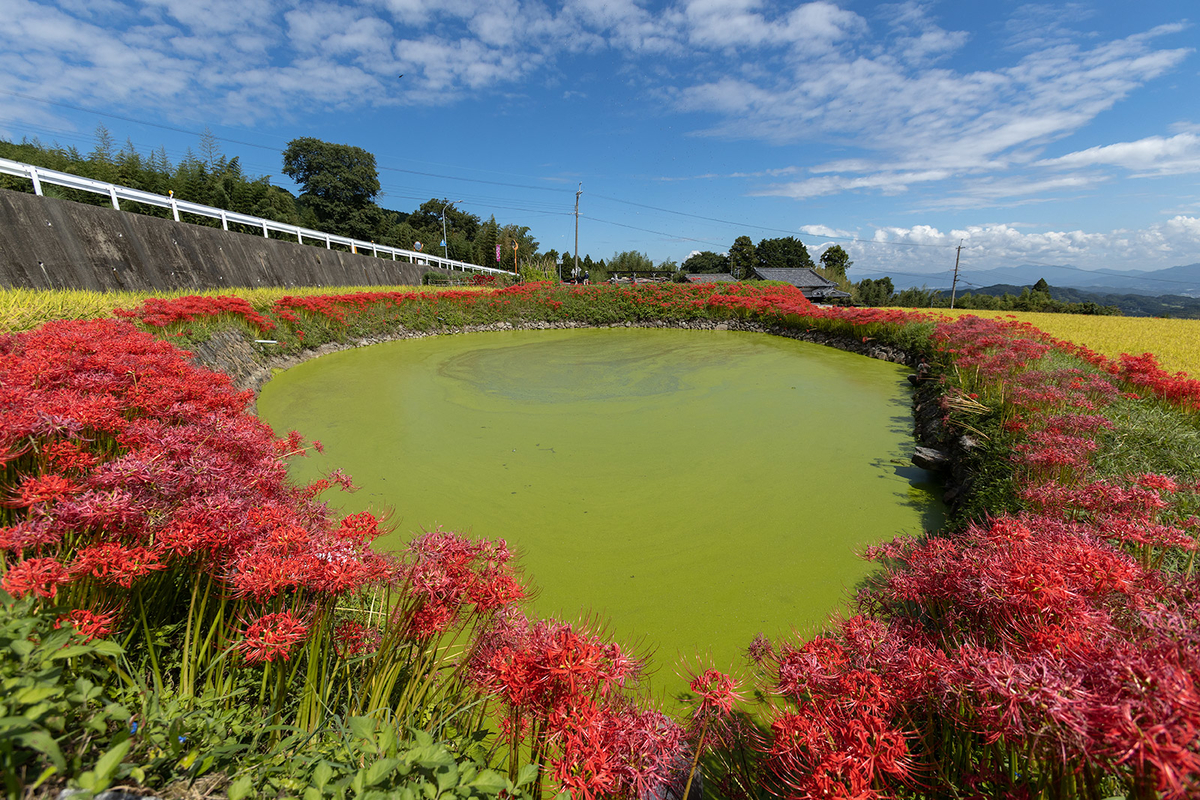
[[0, 157, 508, 276]]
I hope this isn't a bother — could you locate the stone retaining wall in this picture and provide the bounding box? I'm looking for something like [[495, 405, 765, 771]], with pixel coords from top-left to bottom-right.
[[0, 188, 446, 291]]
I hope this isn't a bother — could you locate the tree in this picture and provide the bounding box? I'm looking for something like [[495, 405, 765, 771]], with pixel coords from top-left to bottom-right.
[[681, 251, 729, 274], [474, 216, 500, 268], [408, 198, 481, 243], [729, 236, 757, 280], [198, 127, 225, 171], [608, 250, 655, 272], [1032, 278, 1051, 294], [756, 236, 814, 271], [819, 245, 852, 280], [498, 224, 539, 271], [854, 277, 894, 306], [282, 138, 381, 236]]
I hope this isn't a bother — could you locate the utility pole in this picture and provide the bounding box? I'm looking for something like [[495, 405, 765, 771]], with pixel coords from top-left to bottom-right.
[[574, 183, 583, 278], [949, 239, 963, 310]]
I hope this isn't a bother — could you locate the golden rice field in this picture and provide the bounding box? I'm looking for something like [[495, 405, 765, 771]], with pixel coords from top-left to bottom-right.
[[0, 285, 459, 333], [932, 308, 1200, 378]]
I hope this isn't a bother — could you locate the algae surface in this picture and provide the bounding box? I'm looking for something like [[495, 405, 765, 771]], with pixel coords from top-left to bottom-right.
[[259, 328, 942, 693]]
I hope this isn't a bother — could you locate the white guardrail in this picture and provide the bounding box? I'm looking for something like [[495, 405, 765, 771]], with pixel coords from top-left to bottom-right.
[[0, 156, 509, 276]]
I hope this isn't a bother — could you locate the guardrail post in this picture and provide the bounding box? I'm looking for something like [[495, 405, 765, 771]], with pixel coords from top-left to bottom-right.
[[109, 187, 120, 210], [351, 243, 357, 254], [262, 221, 268, 238], [298, 231, 303, 244], [170, 198, 180, 222], [325, 235, 331, 249], [29, 167, 43, 196], [220, 211, 228, 231]]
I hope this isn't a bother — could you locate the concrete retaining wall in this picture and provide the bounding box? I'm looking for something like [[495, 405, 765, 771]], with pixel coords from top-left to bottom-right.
[[0, 188, 444, 291]]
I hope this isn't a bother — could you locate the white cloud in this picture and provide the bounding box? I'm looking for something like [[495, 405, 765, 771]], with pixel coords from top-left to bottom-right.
[[1038, 132, 1200, 176], [799, 223, 853, 238], [754, 169, 951, 198], [675, 16, 1191, 202], [836, 216, 1200, 277]]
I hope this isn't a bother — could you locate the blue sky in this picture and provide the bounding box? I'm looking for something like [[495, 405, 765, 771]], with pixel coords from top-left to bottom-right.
[[1, 1, 1198, 284]]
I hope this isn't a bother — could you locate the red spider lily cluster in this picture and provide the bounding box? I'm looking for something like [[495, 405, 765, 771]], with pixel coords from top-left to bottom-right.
[[469, 610, 685, 800], [113, 294, 274, 332], [0, 319, 389, 614], [399, 528, 525, 638], [744, 313, 1200, 799]]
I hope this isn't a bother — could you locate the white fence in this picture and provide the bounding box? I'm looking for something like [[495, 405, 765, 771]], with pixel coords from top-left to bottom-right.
[[0, 157, 508, 276]]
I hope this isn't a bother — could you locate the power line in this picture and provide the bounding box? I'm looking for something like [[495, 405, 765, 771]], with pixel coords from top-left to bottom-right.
[[580, 214, 725, 246], [590, 193, 959, 249]]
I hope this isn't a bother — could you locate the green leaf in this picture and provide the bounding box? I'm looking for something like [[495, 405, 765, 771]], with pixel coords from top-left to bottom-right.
[[17, 730, 65, 771], [469, 770, 510, 794], [348, 716, 376, 741], [90, 640, 123, 657], [516, 764, 539, 788], [227, 774, 254, 800], [313, 761, 333, 789], [93, 737, 132, 782], [14, 684, 57, 705], [29, 765, 57, 791], [364, 758, 401, 787], [435, 764, 459, 793], [51, 644, 94, 660]]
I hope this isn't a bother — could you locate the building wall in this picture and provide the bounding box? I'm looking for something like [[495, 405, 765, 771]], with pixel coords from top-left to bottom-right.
[[0, 188, 444, 291]]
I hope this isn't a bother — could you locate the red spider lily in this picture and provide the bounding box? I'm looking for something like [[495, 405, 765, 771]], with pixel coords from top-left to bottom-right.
[[236, 610, 309, 663], [1, 557, 70, 599], [332, 619, 381, 658], [15, 474, 79, 506], [56, 608, 117, 641], [70, 543, 166, 588], [746, 632, 775, 665], [688, 668, 744, 720]]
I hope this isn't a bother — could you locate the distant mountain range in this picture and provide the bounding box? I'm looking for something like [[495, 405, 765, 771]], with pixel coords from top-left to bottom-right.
[[886, 262, 1200, 297], [931, 284, 1200, 319]]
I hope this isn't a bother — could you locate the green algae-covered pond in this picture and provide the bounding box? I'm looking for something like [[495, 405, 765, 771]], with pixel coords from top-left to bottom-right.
[[259, 328, 942, 693]]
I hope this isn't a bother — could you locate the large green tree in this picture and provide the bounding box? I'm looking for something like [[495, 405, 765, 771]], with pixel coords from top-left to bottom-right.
[[282, 138, 382, 238], [681, 251, 729, 274], [608, 250, 655, 272], [854, 277, 895, 306], [755, 236, 814, 271], [729, 236, 758, 280], [819, 245, 852, 280]]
